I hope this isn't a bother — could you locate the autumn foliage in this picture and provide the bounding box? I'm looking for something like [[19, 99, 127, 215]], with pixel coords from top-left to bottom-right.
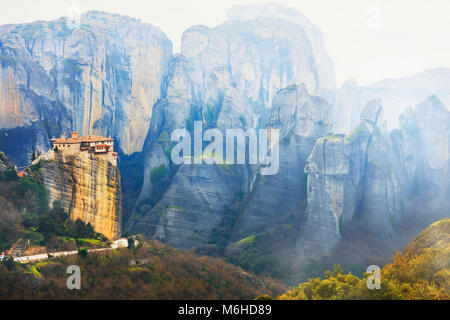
[[0, 239, 285, 299], [279, 219, 449, 300]]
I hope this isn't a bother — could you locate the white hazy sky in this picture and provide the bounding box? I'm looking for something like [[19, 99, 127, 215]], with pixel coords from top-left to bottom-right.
[[1, 0, 449, 86]]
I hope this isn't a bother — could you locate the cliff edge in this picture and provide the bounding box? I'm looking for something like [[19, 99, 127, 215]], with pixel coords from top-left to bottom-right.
[[42, 152, 122, 240]]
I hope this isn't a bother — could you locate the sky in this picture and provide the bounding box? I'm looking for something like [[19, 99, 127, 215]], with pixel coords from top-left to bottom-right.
[[1, 0, 449, 87]]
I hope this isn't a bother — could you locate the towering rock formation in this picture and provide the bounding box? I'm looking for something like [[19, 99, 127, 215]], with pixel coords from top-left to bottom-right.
[[129, 56, 258, 249], [230, 84, 332, 241], [127, 3, 337, 249], [297, 100, 418, 259], [130, 81, 332, 250], [395, 95, 450, 200], [43, 148, 122, 240], [0, 11, 172, 164], [181, 3, 336, 108], [131, 55, 194, 219]]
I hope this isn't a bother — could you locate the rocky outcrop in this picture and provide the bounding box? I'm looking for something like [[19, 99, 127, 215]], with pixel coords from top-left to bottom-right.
[[297, 136, 348, 257], [127, 3, 337, 248], [0, 11, 172, 164], [0, 37, 70, 165], [181, 3, 336, 107], [207, 68, 258, 130], [0, 151, 12, 174], [131, 163, 252, 249], [131, 83, 332, 249], [129, 56, 258, 248], [230, 84, 332, 241], [297, 100, 410, 258], [43, 152, 122, 240], [395, 95, 450, 199], [226, 3, 336, 94], [131, 55, 194, 220]]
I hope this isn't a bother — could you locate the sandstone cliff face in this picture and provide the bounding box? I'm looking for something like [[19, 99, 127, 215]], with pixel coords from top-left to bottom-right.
[[43, 152, 121, 240], [230, 84, 332, 241], [131, 55, 194, 219], [0, 11, 172, 164], [181, 3, 335, 108], [131, 82, 332, 250], [129, 55, 258, 248], [0, 34, 70, 165], [131, 163, 252, 249]]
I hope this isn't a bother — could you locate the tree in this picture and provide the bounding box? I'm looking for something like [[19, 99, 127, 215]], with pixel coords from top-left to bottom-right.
[[127, 237, 135, 249], [69, 219, 95, 238], [2, 256, 17, 271], [78, 247, 88, 258], [0, 167, 18, 181]]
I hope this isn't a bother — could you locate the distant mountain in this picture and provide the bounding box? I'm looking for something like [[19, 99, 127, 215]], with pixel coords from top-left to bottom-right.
[[182, 2, 336, 107], [333, 68, 450, 133]]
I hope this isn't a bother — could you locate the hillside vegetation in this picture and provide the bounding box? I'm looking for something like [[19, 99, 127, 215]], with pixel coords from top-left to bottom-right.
[[0, 152, 109, 253], [0, 239, 285, 299], [279, 219, 449, 300]]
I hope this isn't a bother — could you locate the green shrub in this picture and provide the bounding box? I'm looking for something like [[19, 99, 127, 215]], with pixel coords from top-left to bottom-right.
[[127, 238, 135, 249], [29, 159, 42, 173], [68, 219, 95, 239], [150, 164, 166, 184], [22, 229, 45, 245], [20, 177, 48, 212], [78, 247, 88, 258], [1, 256, 18, 271], [0, 167, 19, 182]]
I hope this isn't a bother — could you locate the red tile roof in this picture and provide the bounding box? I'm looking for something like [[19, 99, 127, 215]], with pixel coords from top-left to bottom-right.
[[51, 135, 114, 144]]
